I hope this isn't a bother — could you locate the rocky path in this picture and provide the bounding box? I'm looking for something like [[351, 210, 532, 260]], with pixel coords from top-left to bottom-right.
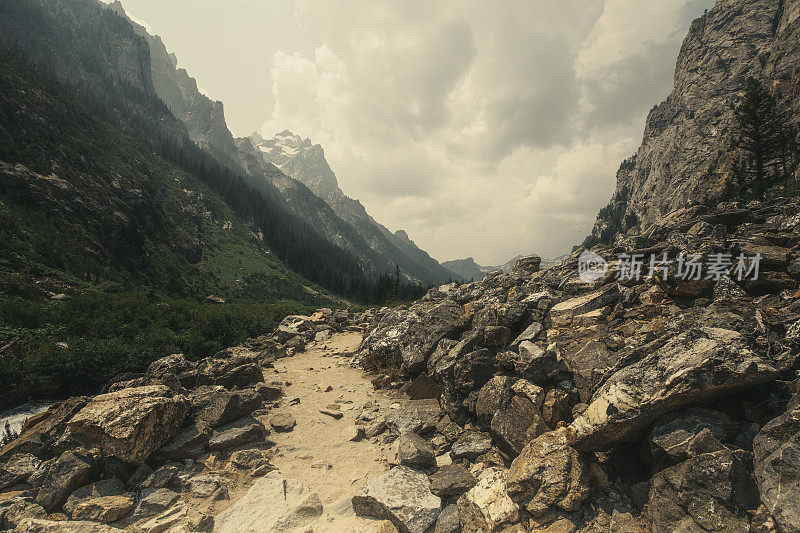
[[216, 332, 398, 532]]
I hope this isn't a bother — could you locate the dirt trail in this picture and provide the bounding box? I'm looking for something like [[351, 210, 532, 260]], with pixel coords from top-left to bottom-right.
[[264, 331, 397, 532]]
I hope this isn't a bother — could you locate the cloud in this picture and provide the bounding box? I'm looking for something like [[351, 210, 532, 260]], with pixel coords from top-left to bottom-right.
[[253, 0, 715, 263]]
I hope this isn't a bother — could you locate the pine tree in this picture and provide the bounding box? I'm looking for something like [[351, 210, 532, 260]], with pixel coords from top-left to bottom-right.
[[734, 77, 793, 194]]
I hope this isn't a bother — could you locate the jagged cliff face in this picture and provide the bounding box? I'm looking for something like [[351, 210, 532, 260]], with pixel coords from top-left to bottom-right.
[[250, 131, 461, 284], [589, 0, 800, 244]]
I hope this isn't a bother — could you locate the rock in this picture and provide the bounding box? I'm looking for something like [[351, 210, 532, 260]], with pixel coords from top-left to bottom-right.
[[641, 449, 755, 532], [35, 450, 98, 513], [491, 396, 548, 455], [63, 478, 133, 523], [648, 408, 738, 464], [14, 518, 124, 532], [457, 467, 519, 532], [215, 472, 323, 533], [753, 404, 800, 532], [398, 432, 436, 469], [515, 342, 563, 385], [511, 321, 544, 345], [560, 340, 619, 402], [345, 426, 365, 442], [229, 449, 270, 470], [269, 413, 296, 432], [404, 374, 442, 400], [352, 466, 441, 533], [451, 431, 492, 460], [0, 499, 47, 530], [510, 255, 541, 277], [134, 488, 179, 518], [549, 284, 620, 327], [0, 397, 89, 461], [254, 383, 283, 401], [136, 501, 189, 533], [208, 417, 267, 451], [567, 328, 779, 451], [429, 464, 477, 497], [542, 389, 573, 429], [0, 453, 41, 490], [386, 399, 443, 435], [189, 474, 222, 498], [507, 429, 590, 516], [155, 424, 211, 461], [436, 415, 464, 443], [67, 386, 189, 463], [190, 387, 262, 428], [319, 407, 343, 419], [434, 503, 460, 533], [138, 464, 179, 491], [359, 299, 469, 374], [511, 379, 545, 410], [475, 376, 513, 427]]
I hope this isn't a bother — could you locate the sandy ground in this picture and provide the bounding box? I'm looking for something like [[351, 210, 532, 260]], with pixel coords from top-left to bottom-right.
[[260, 331, 397, 532]]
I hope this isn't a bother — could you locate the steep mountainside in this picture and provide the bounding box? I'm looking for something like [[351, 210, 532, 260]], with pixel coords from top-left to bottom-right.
[[249, 131, 460, 284], [0, 0, 397, 302], [440, 257, 486, 281], [588, 0, 800, 245]]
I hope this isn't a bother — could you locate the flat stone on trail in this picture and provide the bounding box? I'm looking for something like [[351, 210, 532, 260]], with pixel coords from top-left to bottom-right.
[[319, 407, 344, 419], [269, 412, 296, 432], [208, 417, 267, 451], [352, 466, 441, 533], [214, 471, 323, 533]]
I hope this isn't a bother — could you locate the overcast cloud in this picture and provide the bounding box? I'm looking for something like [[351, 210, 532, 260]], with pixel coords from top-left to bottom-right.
[[116, 0, 715, 264]]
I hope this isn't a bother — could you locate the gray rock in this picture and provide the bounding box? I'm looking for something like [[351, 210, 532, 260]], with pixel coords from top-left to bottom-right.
[[549, 284, 620, 327], [641, 449, 755, 532], [269, 413, 296, 432], [63, 478, 133, 522], [67, 385, 189, 464], [35, 450, 98, 513], [753, 404, 800, 532], [450, 431, 492, 460], [352, 466, 441, 533], [567, 328, 778, 451], [0, 453, 41, 490], [398, 432, 436, 469], [491, 395, 548, 456], [189, 474, 222, 498], [386, 399, 443, 436], [434, 504, 460, 533], [475, 376, 513, 427], [208, 417, 267, 451], [134, 488, 179, 518], [155, 424, 211, 461], [507, 429, 590, 516], [457, 467, 519, 532], [429, 464, 476, 497], [215, 472, 323, 532], [190, 387, 262, 428], [648, 408, 738, 464]]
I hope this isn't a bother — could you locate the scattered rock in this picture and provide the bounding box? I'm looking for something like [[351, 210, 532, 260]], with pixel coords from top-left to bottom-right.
[[457, 467, 519, 532], [491, 395, 548, 455], [35, 450, 98, 513], [208, 417, 267, 451], [0, 453, 41, 490], [269, 413, 296, 432], [434, 503, 460, 533], [398, 432, 436, 469], [451, 431, 492, 460], [429, 464, 477, 497], [352, 466, 441, 533]]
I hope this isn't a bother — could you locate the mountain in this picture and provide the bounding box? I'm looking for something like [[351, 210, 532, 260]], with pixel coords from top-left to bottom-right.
[[586, 0, 800, 245], [248, 131, 461, 285], [440, 257, 486, 281], [103, 1, 457, 286]]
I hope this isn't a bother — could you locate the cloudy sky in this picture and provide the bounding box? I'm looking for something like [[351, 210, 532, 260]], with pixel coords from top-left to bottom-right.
[[116, 0, 715, 265]]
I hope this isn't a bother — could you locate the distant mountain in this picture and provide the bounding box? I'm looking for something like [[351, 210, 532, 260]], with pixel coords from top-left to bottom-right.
[[443, 254, 564, 282], [248, 131, 461, 284]]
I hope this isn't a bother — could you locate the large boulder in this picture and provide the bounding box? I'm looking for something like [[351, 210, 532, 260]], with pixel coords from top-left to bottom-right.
[[560, 340, 621, 402], [208, 417, 267, 451], [386, 399, 443, 436], [491, 395, 548, 456], [0, 453, 41, 490], [753, 404, 800, 532], [359, 299, 469, 374], [507, 429, 591, 516], [567, 328, 778, 451], [475, 376, 513, 427], [63, 478, 134, 523], [35, 450, 98, 513], [450, 431, 492, 460], [189, 387, 262, 428], [352, 466, 441, 533], [457, 467, 519, 532], [398, 432, 436, 469], [0, 397, 89, 461], [648, 408, 738, 465], [509, 255, 541, 278], [641, 449, 756, 532], [66, 386, 189, 464], [429, 464, 477, 497], [549, 284, 620, 327]]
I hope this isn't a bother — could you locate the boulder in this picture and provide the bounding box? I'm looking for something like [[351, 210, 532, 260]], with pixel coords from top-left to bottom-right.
[[208, 417, 267, 451], [753, 404, 800, 532], [542, 389, 573, 429], [155, 424, 211, 461], [507, 429, 590, 516], [434, 504, 460, 533], [0, 499, 47, 530], [457, 467, 519, 532], [515, 342, 564, 385], [648, 408, 738, 464], [511, 321, 543, 346], [429, 464, 477, 497], [359, 299, 469, 375], [190, 387, 262, 428], [215, 472, 323, 533], [63, 478, 133, 523], [269, 413, 296, 432], [0, 397, 89, 461], [133, 488, 179, 518], [136, 501, 189, 533], [352, 466, 441, 533], [386, 399, 443, 436], [510, 255, 541, 278], [189, 474, 222, 498], [35, 450, 98, 513], [475, 376, 513, 427], [404, 374, 442, 400], [398, 432, 436, 469], [511, 379, 545, 410], [560, 340, 620, 402], [567, 328, 778, 451], [0, 453, 41, 490], [641, 449, 755, 532], [67, 386, 189, 463], [491, 396, 548, 455], [549, 284, 620, 327], [450, 431, 492, 460]]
